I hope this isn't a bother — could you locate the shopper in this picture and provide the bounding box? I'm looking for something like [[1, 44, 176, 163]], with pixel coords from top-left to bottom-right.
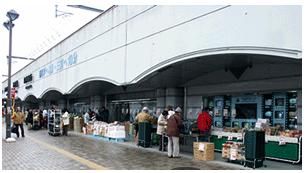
[[134, 107, 154, 144], [12, 107, 25, 138], [135, 107, 154, 123], [39, 110, 44, 129], [157, 110, 168, 151], [83, 111, 90, 125], [166, 110, 182, 158], [101, 106, 110, 123], [175, 107, 183, 120], [61, 110, 70, 136], [43, 109, 48, 129], [197, 107, 213, 142], [27, 109, 33, 129]]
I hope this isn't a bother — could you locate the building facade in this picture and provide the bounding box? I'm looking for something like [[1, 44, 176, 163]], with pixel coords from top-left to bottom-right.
[[2, 5, 302, 129]]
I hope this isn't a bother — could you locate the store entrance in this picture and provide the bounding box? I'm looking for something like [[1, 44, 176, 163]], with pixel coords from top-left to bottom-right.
[[109, 99, 157, 123]]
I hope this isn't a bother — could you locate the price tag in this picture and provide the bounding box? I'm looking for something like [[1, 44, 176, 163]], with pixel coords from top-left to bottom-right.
[[228, 136, 233, 140], [279, 137, 286, 145], [199, 143, 205, 151]]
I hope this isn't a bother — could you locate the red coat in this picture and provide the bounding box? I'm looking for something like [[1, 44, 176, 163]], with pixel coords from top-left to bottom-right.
[[197, 111, 212, 132]]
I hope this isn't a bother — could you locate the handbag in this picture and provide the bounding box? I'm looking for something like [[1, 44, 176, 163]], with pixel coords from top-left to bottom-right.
[[11, 125, 18, 134]]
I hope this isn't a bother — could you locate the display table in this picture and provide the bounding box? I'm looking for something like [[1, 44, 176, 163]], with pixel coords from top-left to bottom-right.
[[210, 130, 301, 164]]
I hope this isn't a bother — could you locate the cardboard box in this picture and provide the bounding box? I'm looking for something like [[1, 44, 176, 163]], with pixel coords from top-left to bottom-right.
[[193, 142, 215, 161]]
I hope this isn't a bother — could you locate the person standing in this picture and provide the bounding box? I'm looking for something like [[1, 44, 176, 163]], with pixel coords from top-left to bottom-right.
[[101, 106, 110, 123], [197, 107, 213, 142], [134, 107, 154, 144], [83, 111, 90, 125], [12, 107, 25, 138], [43, 109, 48, 129], [27, 109, 33, 129], [61, 111, 70, 136], [157, 110, 168, 151], [166, 110, 182, 158]]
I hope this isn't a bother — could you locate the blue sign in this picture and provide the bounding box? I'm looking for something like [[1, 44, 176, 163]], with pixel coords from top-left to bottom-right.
[[39, 52, 78, 78]]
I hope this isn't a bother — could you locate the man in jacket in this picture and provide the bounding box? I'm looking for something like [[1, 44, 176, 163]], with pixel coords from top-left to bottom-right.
[[166, 110, 182, 158], [134, 107, 154, 144], [12, 107, 25, 138], [197, 107, 212, 142]]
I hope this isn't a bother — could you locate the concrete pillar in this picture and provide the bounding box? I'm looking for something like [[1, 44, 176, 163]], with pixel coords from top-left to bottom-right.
[[165, 87, 184, 110], [38, 99, 44, 110], [297, 90, 302, 130], [156, 88, 166, 116], [58, 99, 66, 110], [90, 96, 102, 111]]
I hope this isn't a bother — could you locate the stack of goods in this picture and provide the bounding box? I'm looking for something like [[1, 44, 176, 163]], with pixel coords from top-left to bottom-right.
[[92, 121, 108, 136], [222, 142, 232, 159], [74, 117, 82, 133], [223, 127, 241, 133], [86, 123, 94, 135], [123, 121, 130, 138], [129, 123, 135, 138], [105, 124, 126, 139], [279, 130, 302, 138], [255, 119, 270, 131], [222, 141, 245, 161], [69, 116, 74, 130], [193, 142, 215, 161]]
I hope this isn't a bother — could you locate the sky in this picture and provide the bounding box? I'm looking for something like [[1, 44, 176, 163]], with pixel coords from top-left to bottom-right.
[[0, 0, 112, 81]]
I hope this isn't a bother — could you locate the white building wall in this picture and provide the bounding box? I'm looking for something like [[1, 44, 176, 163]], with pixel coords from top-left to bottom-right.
[[2, 5, 302, 101]]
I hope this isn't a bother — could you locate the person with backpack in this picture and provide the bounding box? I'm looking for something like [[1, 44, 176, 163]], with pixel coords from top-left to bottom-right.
[[197, 107, 213, 142]]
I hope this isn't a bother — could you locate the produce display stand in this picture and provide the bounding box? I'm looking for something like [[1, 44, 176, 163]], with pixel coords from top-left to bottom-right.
[[48, 109, 61, 136], [211, 130, 302, 164], [222, 141, 245, 166]]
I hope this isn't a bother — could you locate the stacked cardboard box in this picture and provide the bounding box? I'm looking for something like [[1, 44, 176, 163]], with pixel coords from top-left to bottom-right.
[[193, 142, 215, 161], [222, 141, 245, 161]]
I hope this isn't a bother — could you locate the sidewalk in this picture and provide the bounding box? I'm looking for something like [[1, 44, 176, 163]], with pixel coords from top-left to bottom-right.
[[2, 124, 302, 170], [71, 131, 302, 170]]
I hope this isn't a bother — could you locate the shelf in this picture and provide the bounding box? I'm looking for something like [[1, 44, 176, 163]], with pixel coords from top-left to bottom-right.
[[211, 130, 300, 144]]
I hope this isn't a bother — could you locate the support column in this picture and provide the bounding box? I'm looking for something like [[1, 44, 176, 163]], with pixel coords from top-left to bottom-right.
[[165, 87, 184, 112], [156, 88, 166, 116], [297, 90, 302, 130]]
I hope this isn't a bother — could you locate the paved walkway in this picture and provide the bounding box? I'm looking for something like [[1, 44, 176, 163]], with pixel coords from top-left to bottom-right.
[[2, 124, 302, 170]]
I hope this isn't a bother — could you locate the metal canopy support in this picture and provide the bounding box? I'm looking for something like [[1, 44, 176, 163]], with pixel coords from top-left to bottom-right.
[[67, 5, 104, 13]]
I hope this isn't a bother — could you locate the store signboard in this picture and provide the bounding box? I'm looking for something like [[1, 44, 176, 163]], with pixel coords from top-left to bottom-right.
[[39, 52, 78, 79]]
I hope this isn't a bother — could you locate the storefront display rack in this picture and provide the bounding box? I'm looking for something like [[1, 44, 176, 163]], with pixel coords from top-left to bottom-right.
[[48, 109, 61, 136], [211, 130, 301, 164]]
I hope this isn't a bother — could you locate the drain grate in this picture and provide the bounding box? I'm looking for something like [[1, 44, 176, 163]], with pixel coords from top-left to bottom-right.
[[171, 167, 200, 170]]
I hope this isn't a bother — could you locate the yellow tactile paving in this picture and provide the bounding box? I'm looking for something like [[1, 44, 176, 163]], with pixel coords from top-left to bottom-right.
[[27, 135, 107, 170]]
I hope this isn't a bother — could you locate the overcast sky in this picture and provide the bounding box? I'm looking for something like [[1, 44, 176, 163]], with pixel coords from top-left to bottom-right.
[[0, 0, 112, 81]]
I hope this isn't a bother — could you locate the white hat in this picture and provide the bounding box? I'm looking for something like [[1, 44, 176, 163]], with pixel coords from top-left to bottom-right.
[[175, 107, 182, 113], [167, 110, 175, 119], [142, 107, 149, 111]]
